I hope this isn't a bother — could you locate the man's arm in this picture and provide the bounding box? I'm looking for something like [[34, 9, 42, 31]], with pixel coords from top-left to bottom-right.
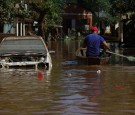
[[103, 41, 110, 50]]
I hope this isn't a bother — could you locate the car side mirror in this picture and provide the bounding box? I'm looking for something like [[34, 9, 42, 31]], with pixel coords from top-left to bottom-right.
[[49, 50, 55, 54]]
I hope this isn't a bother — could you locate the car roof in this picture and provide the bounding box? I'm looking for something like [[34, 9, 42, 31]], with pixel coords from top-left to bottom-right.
[[2, 36, 43, 40], [0, 36, 48, 54]]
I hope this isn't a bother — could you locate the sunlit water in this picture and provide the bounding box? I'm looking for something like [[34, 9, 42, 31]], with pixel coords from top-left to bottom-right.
[[0, 40, 135, 115]]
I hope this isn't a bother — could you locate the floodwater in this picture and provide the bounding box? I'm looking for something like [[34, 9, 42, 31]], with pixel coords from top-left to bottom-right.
[[0, 39, 135, 115]]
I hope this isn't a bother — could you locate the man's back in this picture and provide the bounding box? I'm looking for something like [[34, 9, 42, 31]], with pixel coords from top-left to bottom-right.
[[84, 33, 105, 56]]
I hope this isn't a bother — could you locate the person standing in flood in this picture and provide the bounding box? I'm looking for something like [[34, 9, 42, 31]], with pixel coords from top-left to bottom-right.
[[82, 26, 110, 57]]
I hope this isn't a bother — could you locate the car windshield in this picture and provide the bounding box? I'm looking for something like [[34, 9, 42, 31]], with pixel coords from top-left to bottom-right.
[[0, 39, 47, 55]]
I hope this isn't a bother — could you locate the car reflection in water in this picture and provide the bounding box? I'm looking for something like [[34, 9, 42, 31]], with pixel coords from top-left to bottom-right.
[[0, 64, 52, 82]]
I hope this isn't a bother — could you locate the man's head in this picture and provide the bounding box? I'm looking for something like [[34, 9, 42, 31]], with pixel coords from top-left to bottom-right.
[[90, 26, 98, 33]]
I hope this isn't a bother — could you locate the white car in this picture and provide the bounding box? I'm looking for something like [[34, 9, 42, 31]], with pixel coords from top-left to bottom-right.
[[0, 36, 52, 70]]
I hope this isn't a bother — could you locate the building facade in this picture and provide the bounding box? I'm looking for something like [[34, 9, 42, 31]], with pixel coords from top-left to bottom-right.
[[62, 3, 92, 36]]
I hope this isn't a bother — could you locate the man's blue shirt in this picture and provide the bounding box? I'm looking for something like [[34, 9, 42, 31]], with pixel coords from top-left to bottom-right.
[[84, 33, 105, 56]]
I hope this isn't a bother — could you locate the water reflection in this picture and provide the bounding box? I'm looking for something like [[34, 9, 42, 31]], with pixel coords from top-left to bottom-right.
[[0, 40, 135, 115], [59, 67, 101, 114]]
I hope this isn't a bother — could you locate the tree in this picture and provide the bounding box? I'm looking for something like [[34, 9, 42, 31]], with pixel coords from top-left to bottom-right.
[[0, 0, 63, 40], [110, 0, 135, 14], [25, 0, 63, 40], [0, 0, 17, 23]]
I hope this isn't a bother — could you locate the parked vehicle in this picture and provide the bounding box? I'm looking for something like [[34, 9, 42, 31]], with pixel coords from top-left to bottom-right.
[[0, 36, 52, 70]]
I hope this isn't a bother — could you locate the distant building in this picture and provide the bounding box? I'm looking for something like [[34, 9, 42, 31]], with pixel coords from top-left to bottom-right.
[[61, 3, 92, 36]]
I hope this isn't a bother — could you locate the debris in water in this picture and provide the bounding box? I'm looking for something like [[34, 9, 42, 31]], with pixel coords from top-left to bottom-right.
[[97, 70, 101, 74], [38, 72, 43, 80], [113, 85, 128, 89]]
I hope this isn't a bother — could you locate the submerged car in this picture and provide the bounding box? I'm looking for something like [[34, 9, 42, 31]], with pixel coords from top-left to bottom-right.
[[0, 36, 52, 70]]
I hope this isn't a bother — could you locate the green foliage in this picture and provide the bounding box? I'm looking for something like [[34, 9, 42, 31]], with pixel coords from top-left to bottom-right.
[[111, 0, 135, 14], [28, 0, 63, 25], [0, 0, 63, 25], [0, 0, 63, 39], [0, 0, 33, 23], [0, 0, 16, 23], [62, 0, 78, 3]]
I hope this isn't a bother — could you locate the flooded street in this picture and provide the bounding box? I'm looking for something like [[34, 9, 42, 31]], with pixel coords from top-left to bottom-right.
[[0, 40, 135, 115]]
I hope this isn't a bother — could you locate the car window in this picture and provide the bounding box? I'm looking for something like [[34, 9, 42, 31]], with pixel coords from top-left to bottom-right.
[[0, 39, 47, 54]]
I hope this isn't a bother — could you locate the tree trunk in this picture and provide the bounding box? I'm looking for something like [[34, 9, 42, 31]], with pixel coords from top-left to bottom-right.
[[37, 12, 46, 41]]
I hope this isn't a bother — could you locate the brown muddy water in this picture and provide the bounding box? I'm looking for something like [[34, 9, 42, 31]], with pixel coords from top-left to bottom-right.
[[0, 40, 135, 115]]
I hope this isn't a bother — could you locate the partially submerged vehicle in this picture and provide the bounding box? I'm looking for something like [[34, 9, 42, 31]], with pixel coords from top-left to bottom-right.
[[0, 36, 52, 70]]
